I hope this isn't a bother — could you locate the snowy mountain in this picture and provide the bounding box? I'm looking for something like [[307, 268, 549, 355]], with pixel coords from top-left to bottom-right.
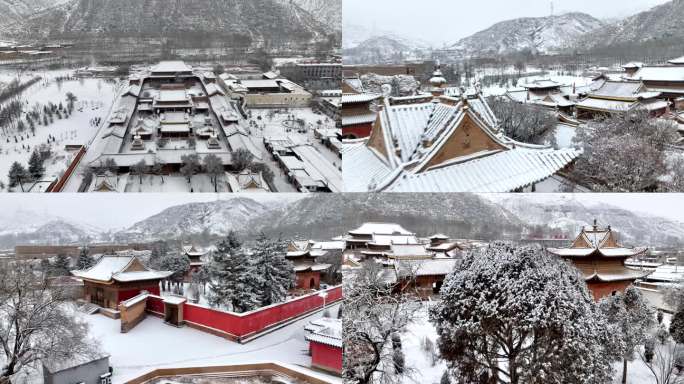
[[2, 0, 329, 48], [0, 209, 103, 249], [251, 193, 525, 241], [488, 195, 684, 247], [342, 20, 432, 64], [0, 0, 69, 26], [576, 0, 684, 49], [343, 36, 426, 65], [447, 12, 604, 57], [283, 0, 341, 32], [115, 198, 270, 241]]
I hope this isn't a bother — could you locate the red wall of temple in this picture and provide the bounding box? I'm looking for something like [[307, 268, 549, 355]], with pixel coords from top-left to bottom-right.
[[588, 281, 632, 301], [295, 271, 321, 290], [118, 284, 160, 304], [146, 286, 342, 340], [310, 342, 342, 373], [342, 123, 372, 139]]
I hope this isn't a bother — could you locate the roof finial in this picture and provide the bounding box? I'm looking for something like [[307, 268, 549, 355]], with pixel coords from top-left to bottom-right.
[[593, 219, 597, 230]]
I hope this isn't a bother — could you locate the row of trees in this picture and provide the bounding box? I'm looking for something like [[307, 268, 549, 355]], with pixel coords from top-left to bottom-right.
[[344, 243, 669, 384]]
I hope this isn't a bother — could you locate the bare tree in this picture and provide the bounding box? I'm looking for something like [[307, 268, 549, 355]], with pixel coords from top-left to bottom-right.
[[572, 110, 678, 192], [640, 338, 684, 384], [487, 96, 557, 143], [232, 148, 254, 173], [343, 261, 420, 384], [0, 262, 99, 384], [131, 159, 147, 184], [203, 154, 224, 193], [180, 154, 201, 185]]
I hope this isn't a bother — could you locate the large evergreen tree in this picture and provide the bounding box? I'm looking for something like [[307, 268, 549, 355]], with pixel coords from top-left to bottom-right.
[[430, 242, 618, 384], [75, 246, 94, 270], [7, 162, 29, 191], [208, 231, 259, 312], [252, 233, 294, 306], [51, 254, 72, 276]]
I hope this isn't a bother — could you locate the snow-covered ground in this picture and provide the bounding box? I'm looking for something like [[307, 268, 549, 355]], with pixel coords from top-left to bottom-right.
[[80, 303, 341, 384], [400, 303, 446, 384], [0, 68, 120, 189]]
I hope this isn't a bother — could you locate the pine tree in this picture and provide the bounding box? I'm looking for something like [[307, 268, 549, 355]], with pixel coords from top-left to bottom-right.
[[51, 254, 72, 276], [252, 233, 294, 306], [28, 149, 44, 180], [431, 242, 618, 384], [599, 286, 655, 384], [76, 246, 94, 270], [670, 307, 684, 344], [208, 231, 259, 312], [8, 162, 29, 191]]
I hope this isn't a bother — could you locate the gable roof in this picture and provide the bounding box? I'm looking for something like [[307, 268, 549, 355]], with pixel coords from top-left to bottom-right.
[[71, 255, 172, 283], [344, 94, 579, 193]]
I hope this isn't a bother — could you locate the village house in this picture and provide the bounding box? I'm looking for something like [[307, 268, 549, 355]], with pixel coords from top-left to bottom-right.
[[547, 221, 651, 300], [71, 255, 172, 313], [304, 317, 342, 374], [505, 79, 575, 113], [341, 77, 381, 139], [343, 222, 416, 250], [575, 80, 670, 119], [628, 57, 684, 103], [342, 88, 580, 193], [286, 241, 332, 290], [43, 353, 111, 384], [218, 73, 312, 108]]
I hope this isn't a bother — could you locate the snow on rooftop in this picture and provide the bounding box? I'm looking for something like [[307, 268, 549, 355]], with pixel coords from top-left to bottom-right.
[[349, 222, 414, 236], [305, 318, 341, 348], [151, 61, 192, 73]]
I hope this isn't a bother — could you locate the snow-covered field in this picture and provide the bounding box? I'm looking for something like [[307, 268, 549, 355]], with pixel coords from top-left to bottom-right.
[[0, 68, 120, 189], [81, 303, 341, 384]]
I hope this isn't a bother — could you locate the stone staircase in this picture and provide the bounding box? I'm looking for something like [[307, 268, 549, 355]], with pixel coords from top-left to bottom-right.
[[76, 300, 100, 315]]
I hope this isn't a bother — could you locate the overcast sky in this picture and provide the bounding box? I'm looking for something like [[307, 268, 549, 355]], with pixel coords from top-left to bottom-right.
[[0, 194, 302, 231], [344, 0, 672, 45]]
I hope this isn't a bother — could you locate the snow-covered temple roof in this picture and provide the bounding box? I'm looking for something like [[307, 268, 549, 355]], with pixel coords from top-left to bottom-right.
[[71, 255, 172, 283], [349, 222, 414, 236], [669, 56, 684, 65], [395, 259, 459, 278], [305, 318, 342, 348], [547, 223, 649, 259], [150, 61, 193, 74], [343, 94, 580, 193]]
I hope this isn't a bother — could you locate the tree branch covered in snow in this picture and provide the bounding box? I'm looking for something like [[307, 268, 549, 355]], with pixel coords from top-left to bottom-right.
[[343, 261, 420, 384], [572, 111, 678, 192], [430, 242, 620, 384], [487, 97, 557, 144], [0, 262, 99, 383]]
